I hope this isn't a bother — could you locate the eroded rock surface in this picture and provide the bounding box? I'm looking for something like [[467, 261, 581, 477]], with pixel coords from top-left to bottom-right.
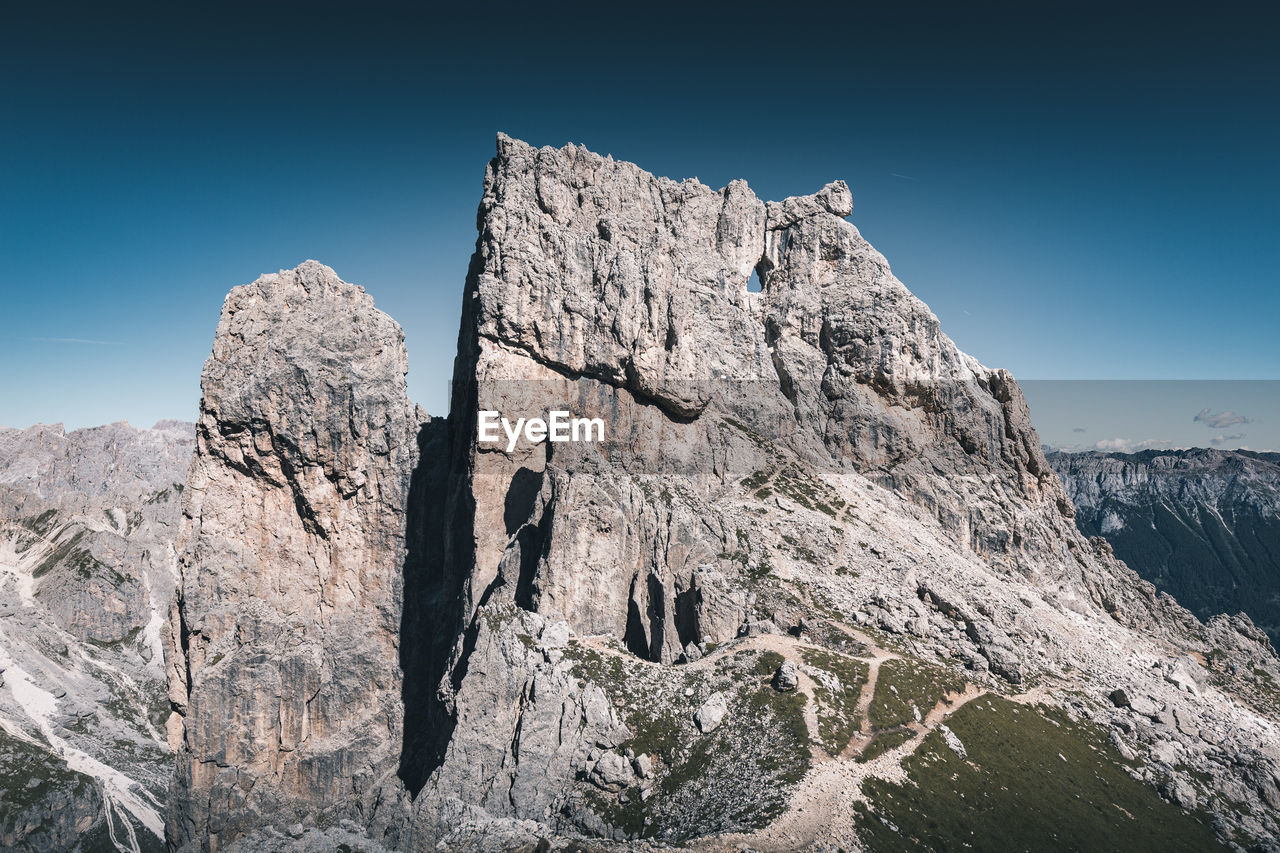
[[167, 262, 424, 851], [0, 420, 192, 851], [411, 136, 1280, 846]]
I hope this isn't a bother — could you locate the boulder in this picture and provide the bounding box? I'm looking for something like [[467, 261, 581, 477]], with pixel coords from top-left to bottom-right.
[[695, 692, 730, 733], [772, 661, 799, 692]]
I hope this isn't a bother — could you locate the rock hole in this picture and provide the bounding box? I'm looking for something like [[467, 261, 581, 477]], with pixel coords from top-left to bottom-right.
[[674, 586, 700, 650], [645, 574, 667, 660], [746, 268, 763, 293]]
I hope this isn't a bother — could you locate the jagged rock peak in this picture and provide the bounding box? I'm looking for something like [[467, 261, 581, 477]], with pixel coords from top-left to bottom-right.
[[466, 134, 1068, 564], [0, 418, 194, 501], [167, 261, 424, 851]]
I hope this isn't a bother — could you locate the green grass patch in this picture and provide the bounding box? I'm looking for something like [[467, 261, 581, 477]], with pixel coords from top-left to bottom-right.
[[858, 728, 916, 763], [565, 643, 810, 840], [20, 509, 59, 536], [869, 658, 968, 730], [802, 647, 869, 756], [31, 529, 87, 578], [0, 729, 96, 812], [854, 695, 1226, 852]]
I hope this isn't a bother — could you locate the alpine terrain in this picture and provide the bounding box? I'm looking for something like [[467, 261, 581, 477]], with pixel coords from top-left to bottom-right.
[[163, 137, 1280, 851], [3, 136, 1278, 853], [0, 421, 193, 852]]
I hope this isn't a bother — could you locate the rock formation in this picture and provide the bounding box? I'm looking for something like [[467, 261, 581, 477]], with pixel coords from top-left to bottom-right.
[[165, 138, 1280, 851], [0, 420, 193, 851], [166, 263, 424, 849]]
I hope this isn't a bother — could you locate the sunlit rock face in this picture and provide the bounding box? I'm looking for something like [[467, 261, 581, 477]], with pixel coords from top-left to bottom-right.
[[0, 419, 192, 850], [166, 261, 424, 851]]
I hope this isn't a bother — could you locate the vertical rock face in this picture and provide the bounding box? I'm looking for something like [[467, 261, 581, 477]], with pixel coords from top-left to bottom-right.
[[167, 261, 422, 851], [465, 133, 1073, 574], [440, 134, 1129, 669], [409, 136, 1279, 845]]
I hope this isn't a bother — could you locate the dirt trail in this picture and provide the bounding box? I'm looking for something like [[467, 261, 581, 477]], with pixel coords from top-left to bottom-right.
[[708, 626, 1002, 852], [579, 625, 1020, 852]]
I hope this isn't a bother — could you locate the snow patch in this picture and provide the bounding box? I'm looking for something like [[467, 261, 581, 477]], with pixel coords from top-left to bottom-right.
[[0, 641, 163, 844]]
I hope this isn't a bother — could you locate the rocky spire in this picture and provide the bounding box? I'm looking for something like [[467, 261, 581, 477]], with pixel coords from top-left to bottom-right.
[[166, 261, 423, 850]]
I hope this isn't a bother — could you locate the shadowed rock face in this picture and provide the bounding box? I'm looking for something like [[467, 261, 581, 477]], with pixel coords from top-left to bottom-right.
[[166, 140, 1280, 851], [166, 261, 424, 851]]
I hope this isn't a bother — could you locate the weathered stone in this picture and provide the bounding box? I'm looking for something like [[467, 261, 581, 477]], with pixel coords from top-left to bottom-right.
[[695, 692, 729, 733], [152, 138, 1280, 849], [772, 661, 799, 692], [589, 751, 634, 792], [0, 420, 191, 848], [167, 261, 422, 850]]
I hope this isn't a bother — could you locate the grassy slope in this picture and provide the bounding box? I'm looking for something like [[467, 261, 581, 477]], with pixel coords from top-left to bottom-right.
[[854, 695, 1226, 853]]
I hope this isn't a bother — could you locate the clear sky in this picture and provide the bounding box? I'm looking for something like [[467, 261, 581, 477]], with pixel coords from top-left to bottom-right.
[[1, 2, 1276, 451]]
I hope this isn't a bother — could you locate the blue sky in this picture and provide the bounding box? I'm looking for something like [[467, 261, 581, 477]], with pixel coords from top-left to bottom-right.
[[1, 2, 1276, 450]]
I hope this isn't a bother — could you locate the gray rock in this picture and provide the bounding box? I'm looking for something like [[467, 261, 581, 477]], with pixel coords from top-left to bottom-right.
[[739, 619, 781, 638], [772, 661, 799, 692], [167, 261, 422, 848], [940, 724, 967, 759], [1163, 776, 1199, 810], [695, 691, 729, 733], [0, 419, 191, 848], [152, 137, 1280, 849], [589, 751, 634, 792], [538, 620, 571, 649]]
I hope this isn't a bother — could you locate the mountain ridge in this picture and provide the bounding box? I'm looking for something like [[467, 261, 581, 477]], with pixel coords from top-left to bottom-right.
[[0, 419, 194, 851]]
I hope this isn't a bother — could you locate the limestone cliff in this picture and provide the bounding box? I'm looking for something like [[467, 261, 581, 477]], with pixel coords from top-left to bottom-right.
[[400, 136, 1280, 848], [166, 262, 424, 850]]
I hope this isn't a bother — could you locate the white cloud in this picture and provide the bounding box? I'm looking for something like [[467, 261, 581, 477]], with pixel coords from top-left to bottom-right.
[[1209, 433, 1247, 446], [1094, 438, 1171, 453]]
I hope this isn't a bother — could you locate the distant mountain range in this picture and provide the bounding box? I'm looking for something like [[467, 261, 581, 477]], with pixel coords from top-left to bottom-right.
[[1049, 448, 1280, 644]]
